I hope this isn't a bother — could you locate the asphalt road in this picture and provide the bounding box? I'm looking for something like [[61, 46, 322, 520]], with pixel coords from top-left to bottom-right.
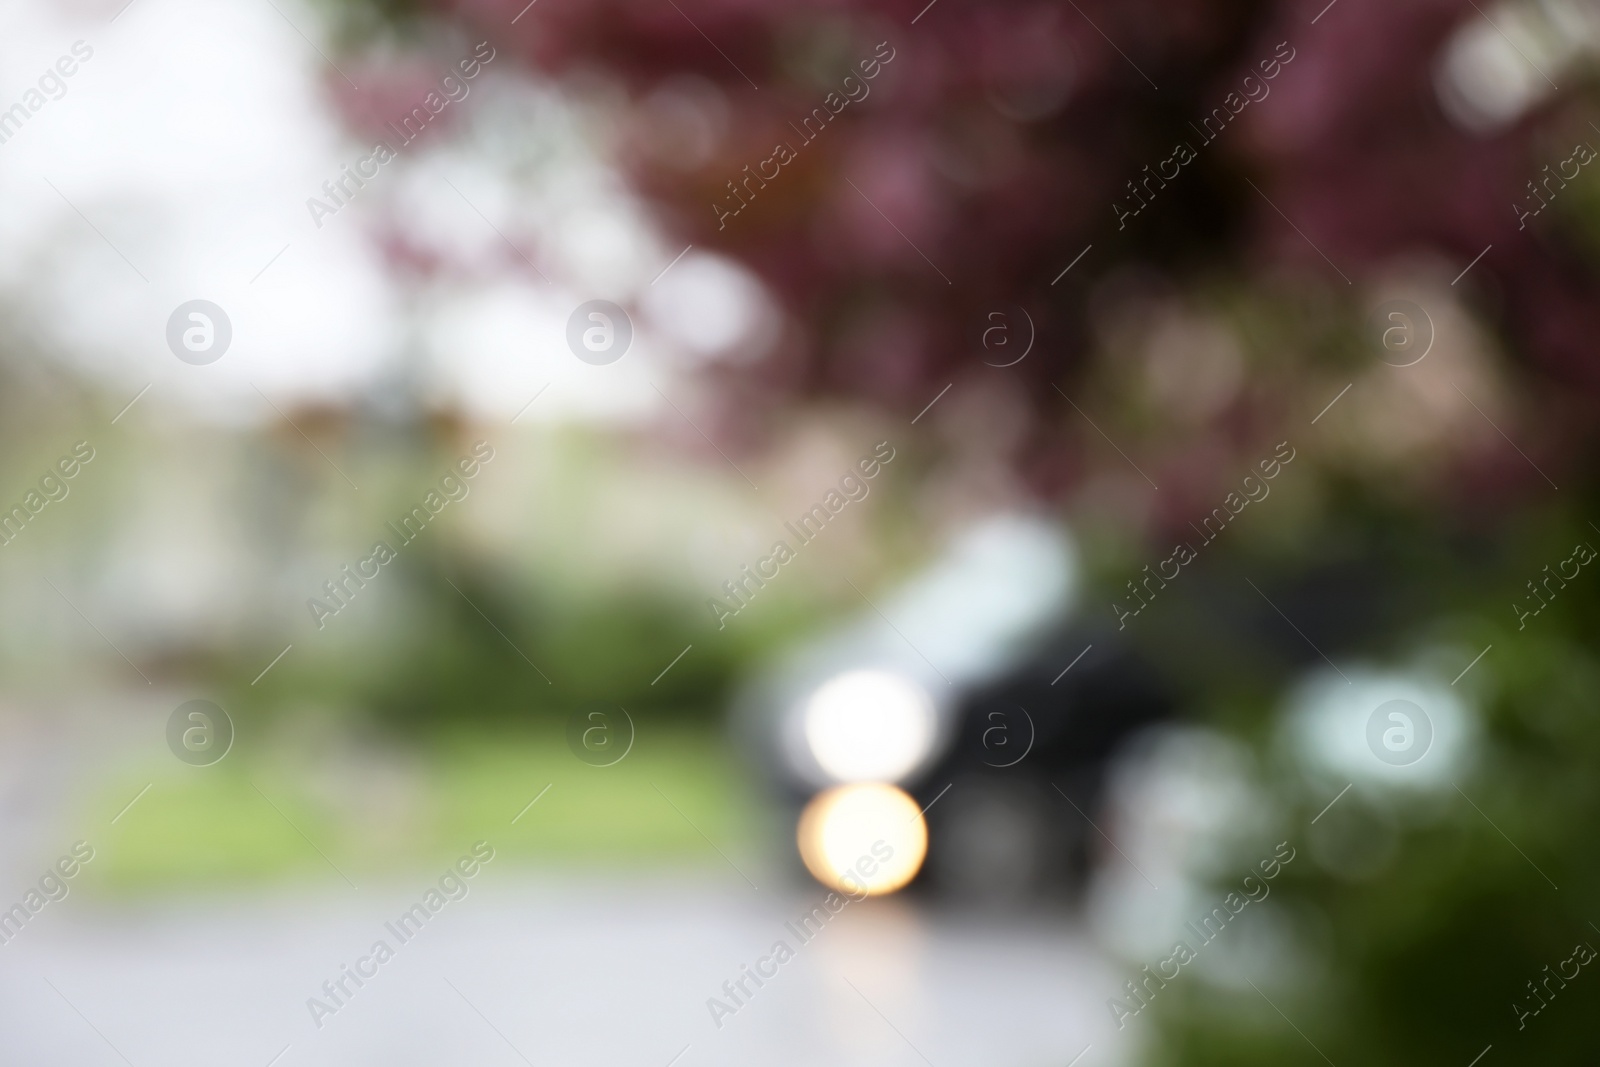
[[0, 872, 1126, 1067]]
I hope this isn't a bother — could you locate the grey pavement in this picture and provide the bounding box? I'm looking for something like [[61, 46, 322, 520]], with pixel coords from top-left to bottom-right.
[[0, 873, 1126, 1067]]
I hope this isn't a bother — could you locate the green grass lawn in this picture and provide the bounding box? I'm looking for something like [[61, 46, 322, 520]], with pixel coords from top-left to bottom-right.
[[83, 725, 755, 892]]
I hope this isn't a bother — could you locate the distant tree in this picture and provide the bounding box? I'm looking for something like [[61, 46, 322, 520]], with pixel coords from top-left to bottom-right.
[[334, 0, 1599, 500]]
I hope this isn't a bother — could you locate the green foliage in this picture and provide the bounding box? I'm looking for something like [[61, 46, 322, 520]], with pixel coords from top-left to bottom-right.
[[1139, 499, 1600, 1066]]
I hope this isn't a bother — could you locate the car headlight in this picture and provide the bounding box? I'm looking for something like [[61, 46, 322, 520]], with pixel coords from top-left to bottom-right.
[[797, 783, 929, 896], [800, 669, 937, 784]]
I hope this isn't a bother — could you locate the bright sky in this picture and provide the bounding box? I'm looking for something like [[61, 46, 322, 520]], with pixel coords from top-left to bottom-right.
[[0, 0, 775, 427]]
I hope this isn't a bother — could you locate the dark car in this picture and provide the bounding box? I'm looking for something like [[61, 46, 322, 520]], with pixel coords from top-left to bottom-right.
[[732, 515, 1176, 905]]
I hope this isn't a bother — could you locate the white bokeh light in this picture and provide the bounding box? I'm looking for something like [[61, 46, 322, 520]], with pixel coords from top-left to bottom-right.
[[639, 251, 778, 363], [802, 669, 938, 784], [1280, 665, 1477, 790]]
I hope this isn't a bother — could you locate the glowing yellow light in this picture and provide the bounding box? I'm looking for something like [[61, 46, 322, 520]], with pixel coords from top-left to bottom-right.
[[796, 783, 929, 897]]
